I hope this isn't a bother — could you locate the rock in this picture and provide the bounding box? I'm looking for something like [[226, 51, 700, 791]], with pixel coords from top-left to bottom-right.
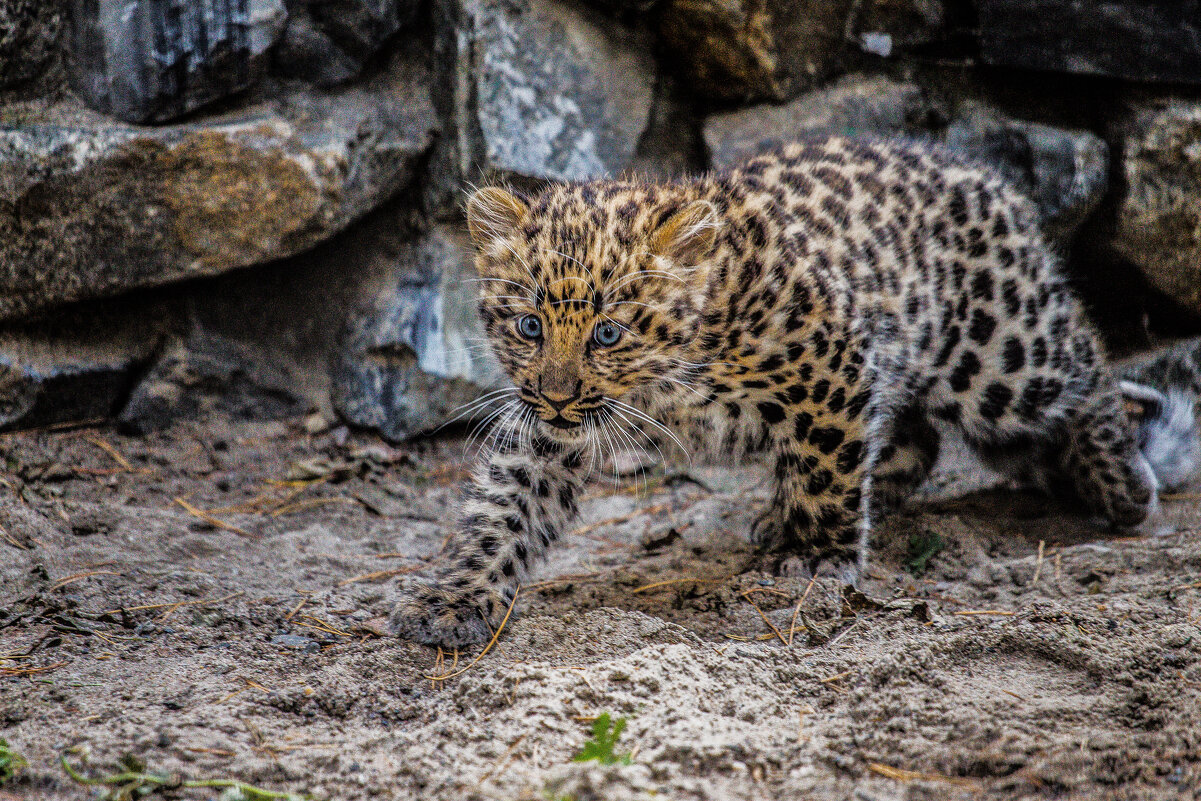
[[275, 0, 421, 86], [1, 0, 64, 90], [0, 299, 169, 432], [1112, 100, 1201, 316], [66, 0, 288, 123], [655, 0, 855, 104], [0, 47, 437, 322], [704, 75, 1107, 243], [117, 332, 310, 435], [271, 634, 320, 651], [303, 0, 419, 56], [275, 6, 364, 87], [943, 104, 1108, 245], [979, 0, 1201, 85], [426, 0, 655, 214], [333, 224, 504, 441]]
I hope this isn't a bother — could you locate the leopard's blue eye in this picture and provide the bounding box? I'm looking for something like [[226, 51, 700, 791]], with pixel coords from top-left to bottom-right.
[[593, 321, 622, 347], [517, 314, 542, 339]]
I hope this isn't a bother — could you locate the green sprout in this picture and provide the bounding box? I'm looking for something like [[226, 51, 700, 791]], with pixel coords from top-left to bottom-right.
[[906, 529, 944, 576], [572, 713, 632, 766], [0, 739, 28, 784], [60, 753, 314, 801]]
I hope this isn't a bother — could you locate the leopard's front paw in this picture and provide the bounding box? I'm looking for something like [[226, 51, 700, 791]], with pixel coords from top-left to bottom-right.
[[389, 578, 516, 648], [772, 551, 861, 586]]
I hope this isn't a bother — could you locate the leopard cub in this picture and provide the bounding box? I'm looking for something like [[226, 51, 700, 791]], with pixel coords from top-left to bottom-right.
[[393, 134, 1178, 647]]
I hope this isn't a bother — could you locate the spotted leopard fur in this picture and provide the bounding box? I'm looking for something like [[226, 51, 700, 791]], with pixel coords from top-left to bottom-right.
[[392, 135, 1164, 647]]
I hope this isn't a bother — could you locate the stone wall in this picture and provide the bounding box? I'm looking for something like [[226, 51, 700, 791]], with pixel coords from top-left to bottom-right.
[[1, 0, 1199, 437]]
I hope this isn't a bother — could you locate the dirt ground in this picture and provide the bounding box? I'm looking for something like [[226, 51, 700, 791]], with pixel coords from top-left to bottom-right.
[[1, 412, 1200, 801]]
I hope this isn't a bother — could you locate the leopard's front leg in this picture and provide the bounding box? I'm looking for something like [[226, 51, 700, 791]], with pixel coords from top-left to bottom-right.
[[391, 435, 586, 647]]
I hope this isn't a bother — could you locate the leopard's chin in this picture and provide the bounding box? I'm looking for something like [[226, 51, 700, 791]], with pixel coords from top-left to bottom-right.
[[537, 418, 587, 442]]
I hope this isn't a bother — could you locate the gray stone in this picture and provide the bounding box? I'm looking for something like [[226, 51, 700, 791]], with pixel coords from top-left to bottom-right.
[[427, 0, 655, 215], [1112, 100, 1201, 316], [0, 47, 437, 321], [979, 0, 1201, 85], [705, 75, 1107, 243], [66, 0, 288, 124], [275, 0, 421, 86], [333, 224, 504, 441], [117, 332, 310, 435], [0, 299, 169, 431], [303, 0, 418, 56], [1, 0, 64, 90], [271, 634, 319, 651], [274, 6, 364, 87], [655, 0, 855, 104], [943, 104, 1108, 245]]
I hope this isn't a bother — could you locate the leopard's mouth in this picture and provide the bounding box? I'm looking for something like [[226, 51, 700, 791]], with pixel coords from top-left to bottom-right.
[[544, 415, 580, 430]]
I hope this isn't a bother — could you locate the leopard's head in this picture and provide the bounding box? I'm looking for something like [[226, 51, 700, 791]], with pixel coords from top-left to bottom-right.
[[465, 182, 720, 442]]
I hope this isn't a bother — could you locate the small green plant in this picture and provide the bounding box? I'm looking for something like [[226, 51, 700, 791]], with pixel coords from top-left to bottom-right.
[[61, 753, 313, 801], [906, 529, 944, 576], [572, 713, 631, 766], [0, 738, 28, 784]]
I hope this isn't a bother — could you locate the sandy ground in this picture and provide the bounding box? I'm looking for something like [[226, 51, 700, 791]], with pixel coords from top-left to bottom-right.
[[1, 414, 1200, 801]]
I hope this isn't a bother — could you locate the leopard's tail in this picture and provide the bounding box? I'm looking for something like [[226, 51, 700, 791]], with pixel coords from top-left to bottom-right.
[[1120, 379, 1200, 492]]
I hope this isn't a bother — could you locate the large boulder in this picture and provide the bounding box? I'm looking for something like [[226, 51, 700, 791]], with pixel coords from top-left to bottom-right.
[[66, 0, 288, 123], [655, 0, 856, 104], [0, 48, 437, 322], [333, 224, 504, 441], [1112, 100, 1201, 316], [426, 0, 656, 215], [979, 0, 1201, 85], [704, 75, 1107, 244]]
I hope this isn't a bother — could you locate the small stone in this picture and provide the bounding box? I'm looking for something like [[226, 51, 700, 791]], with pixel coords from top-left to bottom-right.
[[272, 634, 319, 651], [303, 412, 332, 436]]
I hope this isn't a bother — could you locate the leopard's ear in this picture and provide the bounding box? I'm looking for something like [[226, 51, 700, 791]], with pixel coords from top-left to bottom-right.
[[466, 187, 529, 249], [649, 200, 720, 266]]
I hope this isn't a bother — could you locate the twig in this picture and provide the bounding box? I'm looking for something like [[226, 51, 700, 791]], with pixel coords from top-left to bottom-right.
[[174, 497, 255, 538], [101, 592, 242, 617], [0, 526, 28, 550], [630, 576, 724, 594], [477, 734, 527, 784], [571, 504, 668, 537], [867, 762, 979, 788], [337, 566, 424, 586], [0, 661, 66, 678], [787, 575, 818, 646], [740, 591, 788, 645], [270, 497, 358, 517], [50, 570, 119, 590], [84, 436, 139, 472], [1031, 539, 1046, 585]]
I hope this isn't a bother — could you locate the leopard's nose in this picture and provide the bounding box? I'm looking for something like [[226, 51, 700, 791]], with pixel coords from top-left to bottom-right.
[[543, 392, 579, 412]]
